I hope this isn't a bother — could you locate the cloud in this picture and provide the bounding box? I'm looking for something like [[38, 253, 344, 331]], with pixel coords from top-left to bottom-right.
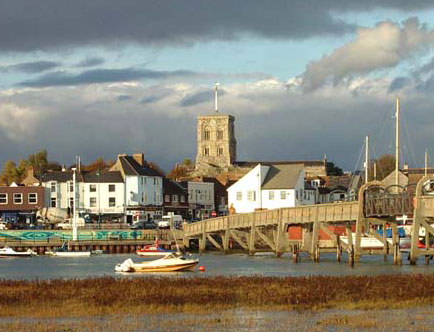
[[0, 61, 59, 73], [1, 76, 433, 173], [18, 68, 199, 87], [179, 89, 226, 107], [117, 95, 132, 102], [302, 18, 434, 90], [2, 0, 433, 53], [76, 57, 105, 67], [388, 76, 411, 93]]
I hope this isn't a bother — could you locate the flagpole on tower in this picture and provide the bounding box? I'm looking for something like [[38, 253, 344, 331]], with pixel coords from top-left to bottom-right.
[[214, 82, 220, 113]]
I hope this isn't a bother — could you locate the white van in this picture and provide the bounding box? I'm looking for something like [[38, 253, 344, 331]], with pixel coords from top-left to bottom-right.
[[158, 215, 183, 229], [56, 218, 86, 230]]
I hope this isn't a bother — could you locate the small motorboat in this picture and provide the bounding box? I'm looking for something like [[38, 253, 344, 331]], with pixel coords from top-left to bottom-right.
[[45, 242, 91, 257], [136, 238, 174, 256], [0, 247, 37, 257], [115, 252, 199, 273]]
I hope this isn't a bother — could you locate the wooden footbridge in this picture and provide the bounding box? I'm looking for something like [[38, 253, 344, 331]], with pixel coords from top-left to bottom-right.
[[183, 176, 434, 265]]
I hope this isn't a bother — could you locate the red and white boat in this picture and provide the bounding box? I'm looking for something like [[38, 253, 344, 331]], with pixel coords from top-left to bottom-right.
[[136, 239, 174, 256]]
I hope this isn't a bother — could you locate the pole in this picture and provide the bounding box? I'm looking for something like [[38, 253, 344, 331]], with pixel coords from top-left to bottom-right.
[[97, 171, 101, 226], [72, 168, 77, 241], [214, 82, 220, 113], [258, 164, 262, 209], [425, 149, 428, 177], [365, 136, 369, 184], [395, 97, 400, 187]]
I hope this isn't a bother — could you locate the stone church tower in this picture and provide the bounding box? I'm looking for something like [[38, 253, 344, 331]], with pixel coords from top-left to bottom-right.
[[195, 84, 237, 173]]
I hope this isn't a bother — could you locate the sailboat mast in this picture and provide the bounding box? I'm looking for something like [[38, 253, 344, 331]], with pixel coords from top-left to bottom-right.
[[395, 97, 400, 187], [425, 149, 428, 177], [365, 135, 369, 184]]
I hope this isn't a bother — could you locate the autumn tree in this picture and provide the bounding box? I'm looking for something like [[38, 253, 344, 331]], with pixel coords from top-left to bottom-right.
[[82, 157, 109, 172], [0, 161, 20, 185], [167, 158, 194, 181], [370, 154, 396, 181]]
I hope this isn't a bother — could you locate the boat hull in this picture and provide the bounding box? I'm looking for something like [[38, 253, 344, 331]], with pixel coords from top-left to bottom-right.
[[136, 250, 174, 256], [130, 261, 198, 272], [46, 251, 91, 257]]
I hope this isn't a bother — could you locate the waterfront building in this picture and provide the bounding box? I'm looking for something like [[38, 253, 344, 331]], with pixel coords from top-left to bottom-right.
[[227, 163, 315, 214], [0, 183, 46, 224], [163, 178, 189, 219], [110, 153, 163, 222], [180, 181, 215, 219]]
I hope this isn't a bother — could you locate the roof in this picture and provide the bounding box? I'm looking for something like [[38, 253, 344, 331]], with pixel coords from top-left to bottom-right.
[[235, 160, 324, 168], [163, 178, 186, 194], [42, 171, 75, 182], [82, 171, 124, 183], [261, 164, 304, 189], [119, 156, 162, 177]]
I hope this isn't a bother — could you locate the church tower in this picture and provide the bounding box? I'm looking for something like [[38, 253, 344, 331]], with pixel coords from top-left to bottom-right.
[[195, 83, 237, 173]]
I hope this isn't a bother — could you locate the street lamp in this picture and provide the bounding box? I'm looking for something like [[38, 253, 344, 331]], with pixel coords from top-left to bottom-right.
[[96, 171, 101, 226], [72, 168, 77, 241]]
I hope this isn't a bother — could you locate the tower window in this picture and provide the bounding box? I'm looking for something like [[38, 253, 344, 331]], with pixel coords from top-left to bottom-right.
[[204, 130, 210, 140], [217, 147, 223, 155], [217, 130, 224, 140], [204, 147, 209, 156]]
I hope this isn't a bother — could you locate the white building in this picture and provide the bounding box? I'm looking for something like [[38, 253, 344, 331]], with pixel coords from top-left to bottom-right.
[[183, 181, 215, 219], [110, 154, 163, 222], [41, 169, 125, 220], [227, 163, 314, 214]]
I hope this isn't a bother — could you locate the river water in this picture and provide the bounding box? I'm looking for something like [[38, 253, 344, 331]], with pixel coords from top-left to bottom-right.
[[1, 251, 434, 280]]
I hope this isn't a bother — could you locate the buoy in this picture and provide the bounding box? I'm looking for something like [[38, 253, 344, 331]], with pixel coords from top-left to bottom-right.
[[198, 266, 205, 272]]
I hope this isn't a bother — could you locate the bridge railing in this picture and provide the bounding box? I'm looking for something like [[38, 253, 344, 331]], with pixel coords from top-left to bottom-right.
[[183, 201, 360, 237]]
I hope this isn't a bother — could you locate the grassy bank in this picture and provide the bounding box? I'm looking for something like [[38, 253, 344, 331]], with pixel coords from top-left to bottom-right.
[[1, 274, 434, 318]]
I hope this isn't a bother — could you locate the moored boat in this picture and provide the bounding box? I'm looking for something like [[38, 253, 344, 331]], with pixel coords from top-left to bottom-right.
[[136, 238, 174, 256], [0, 247, 37, 257], [115, 253, 199, 273]]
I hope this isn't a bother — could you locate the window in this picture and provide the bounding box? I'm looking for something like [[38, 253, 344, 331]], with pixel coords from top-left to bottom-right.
[[217, 130, 224, 140], [217, 147, 223, 156], [109, 184, 115, 192], [204, 129, 210, 140], [90, 197, 97, 207], [68, 182, 74, 192], [269, 191, 274, 200], [303, 190, 306, 200], [109, 197, 116, 207], [28, 193, 37, 204], [156, 193, 161, 203], [90, 184, 97, 192], [0, 193, 7, 205], [296, 191, 298, 200], [180, 195, 185, 203], [13, 193, 23, 204], [165, 194, 171, 203], [280, 191, 286, 200], [69, 197, 74, 209], [154, 177, 159, 185], [172, 195, 178, 203], [141, 177, 144, 185], [51, 197, 57, 207], [141, 192, 145, 203], [50, 182, 56, 193], [203, 147, 209, 156], [247, 190, 256, 201], [236, 191, 242, 201]]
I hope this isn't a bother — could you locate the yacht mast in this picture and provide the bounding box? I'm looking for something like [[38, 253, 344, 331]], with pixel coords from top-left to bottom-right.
[[365, 135, 369, 184], [425, 149, 428, 177], [395, 97, 400, 187]]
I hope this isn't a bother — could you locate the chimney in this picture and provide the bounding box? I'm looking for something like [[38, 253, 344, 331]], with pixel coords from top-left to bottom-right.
[[133, 153, 144, 166], [403, 163, 409, 171], [27, 167, 34, 178]]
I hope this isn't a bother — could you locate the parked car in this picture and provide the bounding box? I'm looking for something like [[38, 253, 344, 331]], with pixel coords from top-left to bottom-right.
[[0, 222, 7, 230], [130, 221, 156, 230]]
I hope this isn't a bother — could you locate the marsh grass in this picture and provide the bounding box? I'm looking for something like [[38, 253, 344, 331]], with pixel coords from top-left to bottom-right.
[[1, 274, 434, 318]]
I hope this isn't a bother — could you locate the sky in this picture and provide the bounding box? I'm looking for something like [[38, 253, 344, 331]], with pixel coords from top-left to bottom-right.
[[1, 1, 434, 172]]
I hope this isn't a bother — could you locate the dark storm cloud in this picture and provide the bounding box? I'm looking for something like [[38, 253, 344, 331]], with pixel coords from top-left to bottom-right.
[[0, 61, 59, 73], [18, 68, 198, 87], [179, 89, 226, 107], [2, 0, 433, 52], [76, 57, 105, 68]]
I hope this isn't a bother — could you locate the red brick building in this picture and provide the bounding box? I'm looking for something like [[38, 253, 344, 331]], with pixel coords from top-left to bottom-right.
[[0, 185, 46, 224]]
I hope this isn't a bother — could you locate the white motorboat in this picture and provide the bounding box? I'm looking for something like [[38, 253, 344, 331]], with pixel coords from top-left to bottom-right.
[[0, 247, 37, 257], [45, 250, 91, 257], [115, 253, 199, 273]]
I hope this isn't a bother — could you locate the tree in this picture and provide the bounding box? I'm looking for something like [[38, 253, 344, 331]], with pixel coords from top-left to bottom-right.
[[82, 157, 108, 172], [326, 162, 343, 176], [145, 161, 165, 176], [0, 160, 20, 185], [371, 154, 396, 181]]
